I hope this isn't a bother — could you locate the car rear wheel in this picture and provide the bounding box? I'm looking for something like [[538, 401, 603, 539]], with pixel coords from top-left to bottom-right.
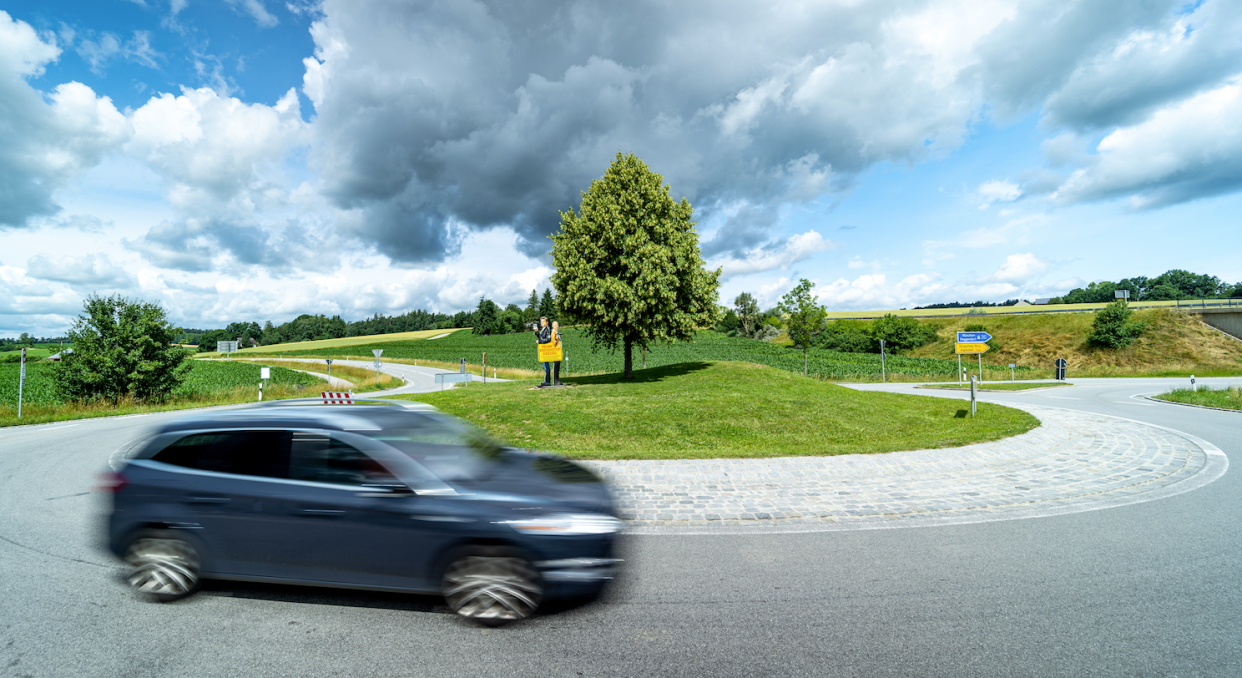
[[124, 530, 201, 602], [442, 550, 542, 626]]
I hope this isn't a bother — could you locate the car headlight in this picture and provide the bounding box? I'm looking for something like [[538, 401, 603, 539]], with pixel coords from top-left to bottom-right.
[[503, 513, 624, 535]]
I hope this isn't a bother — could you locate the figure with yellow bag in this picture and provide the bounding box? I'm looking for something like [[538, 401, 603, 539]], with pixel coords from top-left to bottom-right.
[[534, 317, 564, 388]]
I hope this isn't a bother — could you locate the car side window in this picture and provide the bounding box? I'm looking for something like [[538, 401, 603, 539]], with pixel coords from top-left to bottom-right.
[[152, 431, 292, 479], [289, 432, 399, 486]]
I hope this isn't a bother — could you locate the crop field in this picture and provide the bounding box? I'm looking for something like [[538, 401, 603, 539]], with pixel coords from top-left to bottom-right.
[[279, 329, 1037, 381], [227, 328, 463, 356], [0, 360, 324, 408]]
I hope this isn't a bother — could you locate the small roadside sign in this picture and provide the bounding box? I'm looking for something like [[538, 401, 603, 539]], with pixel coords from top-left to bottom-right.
[[217, 340, 238, 354], [373, 360, 382, 370], [372, 349, 383, 358], [260, 367, 271, 379], [957, 331, 992, 343], [955, 342, 989, 354]]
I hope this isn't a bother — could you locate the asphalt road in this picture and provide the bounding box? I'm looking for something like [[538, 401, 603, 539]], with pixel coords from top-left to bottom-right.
[[1, 377, 1240, 677]]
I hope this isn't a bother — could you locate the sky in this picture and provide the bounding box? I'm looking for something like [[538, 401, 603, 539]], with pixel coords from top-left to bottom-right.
[[2, 0, 1241, 336]]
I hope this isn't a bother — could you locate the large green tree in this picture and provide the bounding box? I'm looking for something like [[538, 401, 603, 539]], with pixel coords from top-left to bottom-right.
[[552, 152, 720, 379], [779, 279, 827, 376], [54, 294, 191, 403]]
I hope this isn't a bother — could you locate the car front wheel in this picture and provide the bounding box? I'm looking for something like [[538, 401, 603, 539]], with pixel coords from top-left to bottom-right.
[[124, 530, 201, 602], [442, 550, 542, 626]]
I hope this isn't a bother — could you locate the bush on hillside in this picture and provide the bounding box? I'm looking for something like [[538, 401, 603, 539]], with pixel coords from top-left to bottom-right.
[[1088, 300, 1148, 348], [817, 320, 876, 353], [871, 314, 938, 352]]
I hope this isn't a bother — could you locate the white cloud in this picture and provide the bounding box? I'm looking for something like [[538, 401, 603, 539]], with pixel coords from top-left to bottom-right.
[[815, 272, 947, 310], [1053, 77, 1242, 209], [25, 253, 134, 286], [990, 252, 1048, 282], [976, 179, 1021, 209], [224, 0, 279, 28], [710, 231, 836, 279]]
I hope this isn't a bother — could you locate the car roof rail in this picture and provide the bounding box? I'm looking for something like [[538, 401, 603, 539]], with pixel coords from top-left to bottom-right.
[[247, 397, 437, 411]]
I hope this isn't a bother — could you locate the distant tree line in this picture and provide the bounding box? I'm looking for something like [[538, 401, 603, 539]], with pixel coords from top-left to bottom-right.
[[1050, 269, 1242, 304], [0, 334, 70, 351], [915, 299, 1022, 309], [191, 288, 563, 350]]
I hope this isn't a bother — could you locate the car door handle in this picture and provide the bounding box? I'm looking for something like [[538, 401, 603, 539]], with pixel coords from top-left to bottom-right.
[[300, 508, 345, 516], [187, 496, 231, 505]]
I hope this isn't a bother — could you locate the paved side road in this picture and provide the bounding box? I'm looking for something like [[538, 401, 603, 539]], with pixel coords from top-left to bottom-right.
[[202, 357, 510, 396]]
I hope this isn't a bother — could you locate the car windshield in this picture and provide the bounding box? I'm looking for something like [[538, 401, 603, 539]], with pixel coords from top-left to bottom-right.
[[361, 411, 506, 482]]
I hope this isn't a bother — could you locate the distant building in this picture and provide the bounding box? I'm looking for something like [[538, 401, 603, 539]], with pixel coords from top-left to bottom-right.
[[1013, 300, 1032, 307], [1033, 298, 1051, 305], [46, 348, 74, 361]]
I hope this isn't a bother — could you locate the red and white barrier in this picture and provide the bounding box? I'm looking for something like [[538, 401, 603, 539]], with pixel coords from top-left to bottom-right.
[[321, 391, 354, 404]]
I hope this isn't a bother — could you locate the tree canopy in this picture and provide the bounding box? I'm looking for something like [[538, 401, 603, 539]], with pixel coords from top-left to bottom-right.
[[54, 294, 190, 403], [551, 152, 720, 378], [778, 279, 826, 375]]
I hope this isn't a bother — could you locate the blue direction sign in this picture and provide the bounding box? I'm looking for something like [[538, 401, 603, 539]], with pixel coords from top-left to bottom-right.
[[957, 331, 992, 343]]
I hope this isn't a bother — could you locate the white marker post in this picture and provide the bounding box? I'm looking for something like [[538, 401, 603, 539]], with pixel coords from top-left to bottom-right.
[[879, 339, 886, 383], [970, 375, 977, 418], [17, 347, 26, 419], [482, 352, 487, 384]]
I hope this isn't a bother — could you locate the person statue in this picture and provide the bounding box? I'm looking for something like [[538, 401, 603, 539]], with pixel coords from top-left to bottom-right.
[[551, 321, 563, 386], [534, 317, 552, 387]]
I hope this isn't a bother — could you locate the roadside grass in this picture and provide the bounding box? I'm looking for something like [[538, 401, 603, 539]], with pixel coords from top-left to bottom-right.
[[386, 361, 1039, 460], [823, 299, 1238, 319], [223, 328, 464, 356], [1153, 385, 1242, 411], [217, 359, 401, 392], [919, 381, 1073, 391], [0, 383, 324, 428], [904, 308, 1242, 377]]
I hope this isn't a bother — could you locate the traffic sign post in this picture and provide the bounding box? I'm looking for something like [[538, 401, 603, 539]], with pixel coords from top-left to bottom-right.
[[217, 340, 238, 359], [955, 336, 989, 385], [1054, 357, 1067, 380], [1009, 363, 1016, 382], [482, 352, 487, 384], [325, 359, 333, 378], [372, 349, 383, 387], [970, 375, 977, 417]]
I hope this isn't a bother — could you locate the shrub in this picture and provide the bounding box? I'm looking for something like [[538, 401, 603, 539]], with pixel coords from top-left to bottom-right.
[[817, 320, 876, 353], [1088, 300, 1148, 348], [871, 314, 938, 352]]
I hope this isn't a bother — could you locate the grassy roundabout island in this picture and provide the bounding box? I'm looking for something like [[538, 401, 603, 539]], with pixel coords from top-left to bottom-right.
[[389, 361, 1039, 461]]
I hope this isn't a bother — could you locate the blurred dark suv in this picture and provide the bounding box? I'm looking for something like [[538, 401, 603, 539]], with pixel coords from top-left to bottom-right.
[[103, 399, 621, 625]]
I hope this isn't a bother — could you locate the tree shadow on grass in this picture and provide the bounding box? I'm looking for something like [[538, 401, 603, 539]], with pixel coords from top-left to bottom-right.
[[564, 361, 714, 386]]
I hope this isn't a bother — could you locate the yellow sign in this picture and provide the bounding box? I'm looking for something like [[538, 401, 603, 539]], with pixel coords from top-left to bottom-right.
[[955, 342, 989, 354], [537, 340, 563, 362]]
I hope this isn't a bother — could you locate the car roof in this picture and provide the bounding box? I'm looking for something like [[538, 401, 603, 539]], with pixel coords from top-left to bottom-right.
[[154, 400, 441, 435]]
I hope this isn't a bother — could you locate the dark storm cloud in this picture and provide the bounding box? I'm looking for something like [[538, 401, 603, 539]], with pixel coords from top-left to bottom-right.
[[700, 205, 779, 258], [305, 0, 946, 262]]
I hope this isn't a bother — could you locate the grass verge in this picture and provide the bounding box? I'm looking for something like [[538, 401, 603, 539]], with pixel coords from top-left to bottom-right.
[[1152, 385, 1242, 411], [386, 361, 1039, 460], [919, 382, 1073, 391], [0, 384, 325, 428]]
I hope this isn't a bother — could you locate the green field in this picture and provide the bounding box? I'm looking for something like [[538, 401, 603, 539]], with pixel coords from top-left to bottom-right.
[[1153, 385, 1242, 411], [0, 361, 325, 409], [388, 361, 1040, 460], [222, 328, 463, 356], [279, 328, 1036, 382]]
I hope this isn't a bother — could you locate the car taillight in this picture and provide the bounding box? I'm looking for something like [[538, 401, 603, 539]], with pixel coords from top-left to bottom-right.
[[96, 472, 128, 493]]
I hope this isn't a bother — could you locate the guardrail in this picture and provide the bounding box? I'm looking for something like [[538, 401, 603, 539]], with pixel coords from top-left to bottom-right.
[[434, 372, 472, 389], [825, 297, 1242, 320]]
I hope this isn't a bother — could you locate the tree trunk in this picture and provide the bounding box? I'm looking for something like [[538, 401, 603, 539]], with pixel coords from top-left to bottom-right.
[[623, 338, 634, 379]]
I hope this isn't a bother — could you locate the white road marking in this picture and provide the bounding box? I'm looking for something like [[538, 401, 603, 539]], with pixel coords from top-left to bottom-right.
[[40, 423, 81, 431], [1045, 396, 1080, 400]]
